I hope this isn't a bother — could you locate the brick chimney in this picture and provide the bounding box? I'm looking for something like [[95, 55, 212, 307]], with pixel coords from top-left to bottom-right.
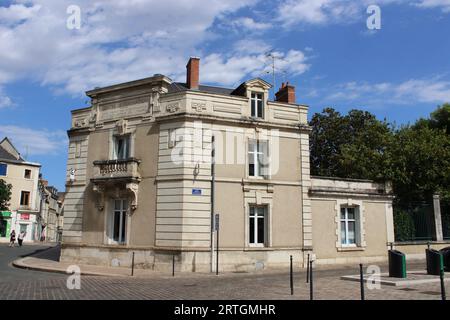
[[186, 57, 200, 90], [275, 82, 296, 104]]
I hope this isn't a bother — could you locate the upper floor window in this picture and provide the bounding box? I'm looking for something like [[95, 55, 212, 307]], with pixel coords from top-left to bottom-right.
[[114, 135, 130, 160], [24, 169, 31, 179], [0, 163, 7, 176], [251, 93, 264, 118], [340, 207, 359, 246], [248, 139, 269, 178], [20, 191, 30, 207]]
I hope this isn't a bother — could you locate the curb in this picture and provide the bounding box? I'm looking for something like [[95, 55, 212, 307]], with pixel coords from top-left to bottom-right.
[[12, 257, 129, 278]]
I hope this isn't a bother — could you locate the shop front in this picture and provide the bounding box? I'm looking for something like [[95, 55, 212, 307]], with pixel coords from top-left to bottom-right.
[[0, 211, 12, 240]]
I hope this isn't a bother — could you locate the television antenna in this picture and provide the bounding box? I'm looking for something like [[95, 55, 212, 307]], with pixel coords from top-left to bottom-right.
[[264, 51, 288, 99]]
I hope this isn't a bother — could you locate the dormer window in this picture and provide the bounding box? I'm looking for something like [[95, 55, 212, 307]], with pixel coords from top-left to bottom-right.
[[251, 93, 264, 118]]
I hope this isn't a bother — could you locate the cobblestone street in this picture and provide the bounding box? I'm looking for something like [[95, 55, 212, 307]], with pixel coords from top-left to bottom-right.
[[0, 244, 448, 300]]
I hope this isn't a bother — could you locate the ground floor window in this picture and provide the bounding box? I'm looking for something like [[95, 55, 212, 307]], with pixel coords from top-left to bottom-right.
[[340, 207, 359, 246], [111, 199, 128, 244], [249, 205, 267, 247]]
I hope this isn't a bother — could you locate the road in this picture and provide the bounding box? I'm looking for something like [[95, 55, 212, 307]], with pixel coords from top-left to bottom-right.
[[0, 243, 65, 284], [0, 244, 446, 300]]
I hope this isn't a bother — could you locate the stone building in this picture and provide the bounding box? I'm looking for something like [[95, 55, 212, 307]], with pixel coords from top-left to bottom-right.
[[38, 179, 64, 242], [0, 137, 42, 242], [61, 57, 394, 271]]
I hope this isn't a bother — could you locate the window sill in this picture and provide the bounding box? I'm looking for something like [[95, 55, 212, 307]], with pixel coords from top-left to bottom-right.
[[244, 246, 273, 251], [337, 246, 366, 252]]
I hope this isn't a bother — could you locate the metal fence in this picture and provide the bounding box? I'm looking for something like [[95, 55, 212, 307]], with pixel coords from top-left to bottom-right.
[[394, 202, 435, 242], [441, 200, 450, 240]]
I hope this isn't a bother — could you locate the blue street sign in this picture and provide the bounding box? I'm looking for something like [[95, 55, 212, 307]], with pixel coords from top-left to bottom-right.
[[192, 189, 202, 195]]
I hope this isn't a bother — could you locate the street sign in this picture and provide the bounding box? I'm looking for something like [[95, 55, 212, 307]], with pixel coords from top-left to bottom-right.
[[214, 214, 220, 231], [192, 189, 202, 195]]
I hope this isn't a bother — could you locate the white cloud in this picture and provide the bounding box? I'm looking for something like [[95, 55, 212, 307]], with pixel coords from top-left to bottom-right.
[[201, 49, 309, 86], [276, 0, 406, 27], [414, 0, 450, 12], [322, 77, 450, 106], [230, 17, 272, 31], [0, 87, 13, 109], [0, 126, 68, 156], [0, 0, 264, 96]]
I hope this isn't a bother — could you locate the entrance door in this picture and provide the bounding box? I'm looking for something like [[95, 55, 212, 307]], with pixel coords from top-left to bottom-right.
[[110, 199, 128, 244], [0, 219, 7, 237]]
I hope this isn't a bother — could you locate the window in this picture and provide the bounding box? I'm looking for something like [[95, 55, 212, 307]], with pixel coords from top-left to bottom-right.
[[340, 207, 359, 246], [0, 163, 7, 176], [111, 199, 127, 244], [114, 135, 130, 160], [20, 191, 30, 206], [248, 139, 269, 178], [24, 169, 31, 179], [249, 205, 267, 246], [251, 93, 264, 118]]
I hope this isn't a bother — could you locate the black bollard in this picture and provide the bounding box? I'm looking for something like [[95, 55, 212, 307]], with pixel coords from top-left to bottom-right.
[[290, 255, 294, 295], [440, 268, 447, 301], [309, 260, 314, 300], [360, 264, 365, 300], [306, 254, 310, 283], [172, 255, 175, 277], [131, 252, 135, 276]]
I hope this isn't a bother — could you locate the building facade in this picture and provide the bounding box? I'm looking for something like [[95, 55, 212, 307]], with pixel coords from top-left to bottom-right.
[[61, 58, 394, 272], [0, 138, 42, 243]]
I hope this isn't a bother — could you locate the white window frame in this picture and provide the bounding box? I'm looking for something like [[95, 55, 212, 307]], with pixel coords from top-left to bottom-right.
[[248, 205, 267, 247], [248, 139, 269, 178], [251, 92, 264, 118], [340, 206, 358, 247], [109, 199, 128, 245]]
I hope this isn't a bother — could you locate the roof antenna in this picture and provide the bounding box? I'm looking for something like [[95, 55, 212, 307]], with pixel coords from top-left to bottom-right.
[[264, 52, 288, 99], [24, 145, 29, 160]]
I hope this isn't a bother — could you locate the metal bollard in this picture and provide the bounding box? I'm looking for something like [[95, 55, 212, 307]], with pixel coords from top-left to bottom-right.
[[290, 255, 294, 295], [309, 260, 314, 300], [172, 255, 175, 277], [131, 252, 135, 276], [360, 264, 365, 300], [306, 254, 310, 283], [440, 268, 446, 301]]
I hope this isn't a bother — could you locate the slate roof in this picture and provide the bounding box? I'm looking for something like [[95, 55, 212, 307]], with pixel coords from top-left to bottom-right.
[[0, 144, 20, 162], [168, 82, 235, 96]]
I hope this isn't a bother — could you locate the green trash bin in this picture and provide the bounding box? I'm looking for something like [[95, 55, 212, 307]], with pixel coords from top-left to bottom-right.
[[426, 249, 444, 275], [389, 250, 407, 278]]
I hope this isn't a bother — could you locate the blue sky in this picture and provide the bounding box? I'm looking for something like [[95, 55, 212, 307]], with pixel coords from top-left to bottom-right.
[[0, 0, 449, 190]]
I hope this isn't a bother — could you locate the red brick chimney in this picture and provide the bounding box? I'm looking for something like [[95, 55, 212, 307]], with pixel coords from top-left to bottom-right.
[[275, 82, 296, 104], [186, 57, 200, 90]]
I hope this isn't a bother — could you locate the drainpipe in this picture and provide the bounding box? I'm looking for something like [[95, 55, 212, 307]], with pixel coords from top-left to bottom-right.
[[210, 135, 215, 273]]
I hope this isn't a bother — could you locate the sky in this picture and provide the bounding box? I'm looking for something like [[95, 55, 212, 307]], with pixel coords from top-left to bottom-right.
[[0, 0, 449, 190]]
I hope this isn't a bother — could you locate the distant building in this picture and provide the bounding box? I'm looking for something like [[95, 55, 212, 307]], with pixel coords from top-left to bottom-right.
[[0, 137, 41, 242], [38, 178, 64, 242]]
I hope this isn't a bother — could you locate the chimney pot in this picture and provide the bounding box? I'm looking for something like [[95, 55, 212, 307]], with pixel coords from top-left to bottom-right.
[[186, 57, 200, 89], [275, 82, 296, 104]]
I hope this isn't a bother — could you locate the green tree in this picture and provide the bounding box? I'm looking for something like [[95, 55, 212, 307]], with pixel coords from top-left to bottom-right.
[[414, 103, 450, 134], [0, 179, 12, 211], [386, 125, 450, 204], [309, 108, 393, 180]]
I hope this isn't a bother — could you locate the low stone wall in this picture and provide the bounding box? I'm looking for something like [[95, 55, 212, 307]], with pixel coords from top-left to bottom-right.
[[60, 243, 304, 273]]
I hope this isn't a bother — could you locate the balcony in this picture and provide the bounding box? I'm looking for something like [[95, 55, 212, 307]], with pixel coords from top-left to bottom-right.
[[92, 158, 141, 183]]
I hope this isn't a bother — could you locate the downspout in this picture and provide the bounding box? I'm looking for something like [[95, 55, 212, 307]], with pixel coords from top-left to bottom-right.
[[210, 135, 215, 273]]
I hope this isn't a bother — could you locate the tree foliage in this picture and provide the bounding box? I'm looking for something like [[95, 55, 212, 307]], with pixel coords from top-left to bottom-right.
[[309, 104, 450, 204], [0, 179, 12, 211]]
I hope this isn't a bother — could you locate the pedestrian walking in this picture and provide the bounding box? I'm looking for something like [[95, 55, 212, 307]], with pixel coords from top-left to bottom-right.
[[18, 231, 26, 247], [9, 230, 16, 247]]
